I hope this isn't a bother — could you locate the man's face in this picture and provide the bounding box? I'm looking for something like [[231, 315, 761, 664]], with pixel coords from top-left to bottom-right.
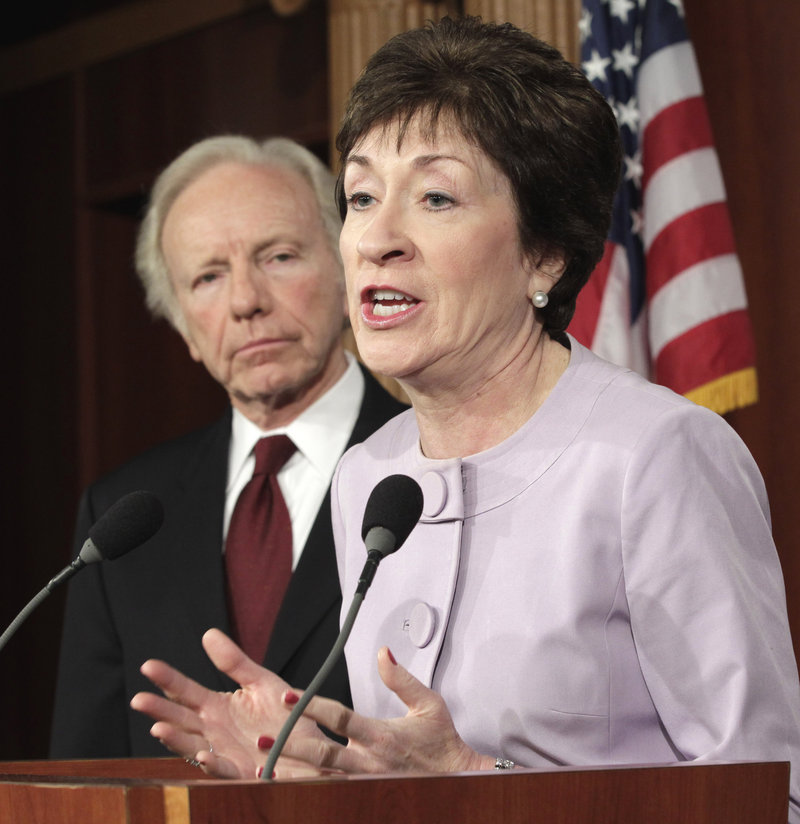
[[161, 161, 348, 424]]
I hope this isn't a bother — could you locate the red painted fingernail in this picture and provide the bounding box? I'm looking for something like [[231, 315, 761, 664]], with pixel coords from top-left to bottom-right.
[[256, 766, 263, 778], [387, 648, 397, 665], [257, 735, 275, 750], [284, 691, 299, 705]]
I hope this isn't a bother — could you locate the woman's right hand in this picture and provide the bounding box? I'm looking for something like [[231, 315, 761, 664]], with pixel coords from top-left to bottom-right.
[[130, 627, 326, 779]]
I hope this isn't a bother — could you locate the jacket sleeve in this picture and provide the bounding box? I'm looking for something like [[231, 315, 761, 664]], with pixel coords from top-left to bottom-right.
[[621, 403, 800, 822]]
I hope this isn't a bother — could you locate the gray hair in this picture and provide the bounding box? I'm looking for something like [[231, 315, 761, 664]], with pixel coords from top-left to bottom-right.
[[135, 135, 343, 334]]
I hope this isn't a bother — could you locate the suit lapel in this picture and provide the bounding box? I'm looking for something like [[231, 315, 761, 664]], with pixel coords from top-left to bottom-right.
[[264, 368, 407, 674], [164, 412, 235, 690]]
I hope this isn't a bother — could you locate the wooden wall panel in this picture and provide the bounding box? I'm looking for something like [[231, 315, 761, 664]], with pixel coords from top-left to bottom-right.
[[327, 0, 456, 156], [463, 0, 580, 60], [81, 4, 330, 203], [0, 76, 78, 760]]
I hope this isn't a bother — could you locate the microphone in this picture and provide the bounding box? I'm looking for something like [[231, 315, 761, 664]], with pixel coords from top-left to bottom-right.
[[262, 473, 423, 780], [0, 490, 164, 653], [357, 473, 426, 594]]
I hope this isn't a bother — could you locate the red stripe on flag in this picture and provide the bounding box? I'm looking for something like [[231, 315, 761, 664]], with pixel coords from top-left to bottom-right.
[[654, 309, 756, 394], [646, 202, 737, 298], [642, 96, 713, 189], [569, 240, 616, 347]]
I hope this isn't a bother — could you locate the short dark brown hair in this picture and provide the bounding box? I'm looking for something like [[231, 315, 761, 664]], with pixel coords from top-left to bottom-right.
[[335, 16, 621, 335]]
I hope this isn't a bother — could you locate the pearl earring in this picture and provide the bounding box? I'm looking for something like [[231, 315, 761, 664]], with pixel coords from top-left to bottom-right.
[[532, 291, 549, 309]]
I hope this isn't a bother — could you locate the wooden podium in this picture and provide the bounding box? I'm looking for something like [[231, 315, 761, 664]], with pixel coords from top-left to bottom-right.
[[0, 758, 789, 823]]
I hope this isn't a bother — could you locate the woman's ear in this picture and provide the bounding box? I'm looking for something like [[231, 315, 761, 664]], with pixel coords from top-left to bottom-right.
[[525, 249, 567, 301]]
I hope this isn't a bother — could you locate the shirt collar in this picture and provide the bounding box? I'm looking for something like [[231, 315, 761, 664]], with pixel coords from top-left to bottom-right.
[[227, 351, 364, 492]]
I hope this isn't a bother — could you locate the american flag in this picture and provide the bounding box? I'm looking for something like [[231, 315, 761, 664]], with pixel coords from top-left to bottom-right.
[[570, 0, 758, 414]]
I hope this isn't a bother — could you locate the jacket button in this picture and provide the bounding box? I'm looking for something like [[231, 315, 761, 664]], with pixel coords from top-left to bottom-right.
[[420, 471, 448, 517], [408, 602, 436, 648]]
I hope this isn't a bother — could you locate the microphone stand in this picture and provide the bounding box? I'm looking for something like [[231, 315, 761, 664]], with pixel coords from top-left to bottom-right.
[[261, 549, 382, 780]]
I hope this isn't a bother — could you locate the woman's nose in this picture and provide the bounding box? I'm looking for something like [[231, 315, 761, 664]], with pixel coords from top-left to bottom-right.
[[354, 203, 414, 266]]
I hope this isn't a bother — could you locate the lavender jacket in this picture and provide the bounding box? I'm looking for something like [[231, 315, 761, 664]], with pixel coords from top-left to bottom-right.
[[332, 338, 800, 821]]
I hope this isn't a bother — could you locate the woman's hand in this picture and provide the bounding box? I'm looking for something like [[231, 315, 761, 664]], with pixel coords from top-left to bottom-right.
[[260, 647, 494, 777], [130, 628, 326, 779]]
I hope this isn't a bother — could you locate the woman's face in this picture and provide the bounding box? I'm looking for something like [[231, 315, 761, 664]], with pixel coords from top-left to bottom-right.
[[339, 118, 554, 393]]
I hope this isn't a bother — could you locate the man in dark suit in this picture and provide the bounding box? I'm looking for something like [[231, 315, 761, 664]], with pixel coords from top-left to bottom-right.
[[49, 136, 406, 758]]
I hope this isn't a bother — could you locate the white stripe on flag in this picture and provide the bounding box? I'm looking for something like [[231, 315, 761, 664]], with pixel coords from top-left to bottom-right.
[[643, 147, 726, 250], [638, 41, 701, 130], [590, 244, 650, 376], [648, 253, 748, 357]]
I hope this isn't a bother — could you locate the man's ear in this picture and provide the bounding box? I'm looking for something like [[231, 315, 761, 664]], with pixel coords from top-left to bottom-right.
[[168, 304, 202, 362], [175, 326, 202, 363], [183, 337, 203, 363]]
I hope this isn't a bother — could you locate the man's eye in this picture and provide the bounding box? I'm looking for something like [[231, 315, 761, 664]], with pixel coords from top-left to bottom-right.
[[195, 272, 219, 287], [261, 252, 296, 266]]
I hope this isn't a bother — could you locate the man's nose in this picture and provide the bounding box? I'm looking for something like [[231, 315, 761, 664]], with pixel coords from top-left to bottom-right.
[[230, 261, 269, 319]]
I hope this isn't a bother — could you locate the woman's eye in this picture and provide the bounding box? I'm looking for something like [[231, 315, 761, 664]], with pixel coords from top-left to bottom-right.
[[347, 192, 374, 210], [423, 192, 454, 210]]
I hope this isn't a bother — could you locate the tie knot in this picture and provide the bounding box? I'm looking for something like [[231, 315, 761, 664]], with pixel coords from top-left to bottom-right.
[[253, 435, 296, 477]]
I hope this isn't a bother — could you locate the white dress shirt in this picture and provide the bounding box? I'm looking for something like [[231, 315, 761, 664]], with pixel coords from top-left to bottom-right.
[[225, 352, 364, 569]]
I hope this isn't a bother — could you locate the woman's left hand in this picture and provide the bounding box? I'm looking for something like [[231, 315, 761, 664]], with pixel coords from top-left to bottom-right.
[[263, 647, 494, 777]]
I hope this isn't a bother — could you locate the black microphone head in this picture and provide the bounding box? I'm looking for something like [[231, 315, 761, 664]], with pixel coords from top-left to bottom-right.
[[87, 490, 164, 561], [360, 474, 424, 555]]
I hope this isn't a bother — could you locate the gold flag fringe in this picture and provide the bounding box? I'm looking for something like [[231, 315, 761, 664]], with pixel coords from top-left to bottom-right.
[[684, 367, 759, 416]]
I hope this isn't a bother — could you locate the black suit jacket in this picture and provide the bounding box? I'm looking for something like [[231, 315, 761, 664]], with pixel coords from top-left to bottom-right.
[[49, 369, 406, 757]]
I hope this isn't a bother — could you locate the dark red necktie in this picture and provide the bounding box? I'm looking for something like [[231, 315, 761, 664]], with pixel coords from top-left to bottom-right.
[[225, 435, 296, 663]]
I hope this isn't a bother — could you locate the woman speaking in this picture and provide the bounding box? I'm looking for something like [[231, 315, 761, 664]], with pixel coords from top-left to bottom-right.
[[132, 17, 800, 817]]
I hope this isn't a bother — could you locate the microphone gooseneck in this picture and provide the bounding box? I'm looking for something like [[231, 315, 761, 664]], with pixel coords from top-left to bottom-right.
[[0, 491, 164, 653], [261, 473, 424, 781]]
